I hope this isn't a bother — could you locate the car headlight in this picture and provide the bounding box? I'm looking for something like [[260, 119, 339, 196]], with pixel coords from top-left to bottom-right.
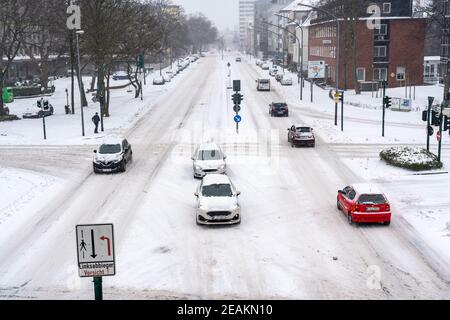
[[93, 159, 101, 164], [218, 164, 226, 170], [194, 165, 202, 171], [113, 156, 123, 164]]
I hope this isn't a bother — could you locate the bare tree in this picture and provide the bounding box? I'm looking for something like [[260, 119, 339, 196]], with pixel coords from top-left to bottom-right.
[[0, 0, 36, 115]]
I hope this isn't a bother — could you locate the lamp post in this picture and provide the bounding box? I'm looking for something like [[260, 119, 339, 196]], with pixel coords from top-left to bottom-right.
[[76, 29, 85, 137], [261, 20, 303, 101], [295, 2, 341, 91], [274, 13, 305, 100]]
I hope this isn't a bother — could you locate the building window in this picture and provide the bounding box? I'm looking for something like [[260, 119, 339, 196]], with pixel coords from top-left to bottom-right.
[[356, 68, 366, 81], [383, 3, 391, 14], [396, 66, 406, 81], [374, 46, 387, 57], [374, 24, 387, 36], [374, 68, 388, 81]]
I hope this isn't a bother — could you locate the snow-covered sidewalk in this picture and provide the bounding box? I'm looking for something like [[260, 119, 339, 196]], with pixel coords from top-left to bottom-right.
[[0, 62, 199, 146]]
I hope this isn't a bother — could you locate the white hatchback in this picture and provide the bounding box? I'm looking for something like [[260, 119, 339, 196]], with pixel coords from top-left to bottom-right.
[[194, 174, 241, 225], [192, 143, 227, 178]]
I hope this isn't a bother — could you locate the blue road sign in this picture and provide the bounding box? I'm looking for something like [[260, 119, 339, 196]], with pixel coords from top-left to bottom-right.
[[234, 115, 242, 123]]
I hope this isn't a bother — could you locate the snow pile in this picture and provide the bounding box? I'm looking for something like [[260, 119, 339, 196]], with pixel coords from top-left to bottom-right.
[[380, 146, 443, 171]]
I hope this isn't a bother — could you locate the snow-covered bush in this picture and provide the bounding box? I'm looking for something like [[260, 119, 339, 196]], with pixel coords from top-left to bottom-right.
[[380, 147, 443, 171]]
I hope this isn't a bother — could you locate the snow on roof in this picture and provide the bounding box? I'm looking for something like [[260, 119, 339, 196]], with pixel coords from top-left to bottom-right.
[[352, 183, 383, 195], [202, 174, 231, 186], [424, 56, 441, 61], [281, 0, 315, 13]]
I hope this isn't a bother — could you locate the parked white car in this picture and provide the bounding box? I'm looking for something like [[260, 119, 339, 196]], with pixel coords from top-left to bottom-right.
[[194, 174, 241, 225], [153, 76, 165, 85], [162, 73, 172, 82], [192, 143, 227, 178], [261, 63, 270, 70], [281, 76, 293, 86]]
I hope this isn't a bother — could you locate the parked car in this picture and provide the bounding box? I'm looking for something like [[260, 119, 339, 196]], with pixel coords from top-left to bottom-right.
[[269, 102, 288, 117], [256, 78, 271, 91], [337, 184, 392, 226], [287, 126, 315, 147], [261, 63, 270, 70], [194, 174, 241, 226], [162, 73, 172, 82], [165, 71, 175, 78], [112, 71, 129, 81], [192, 143, 227, 179], [236, 57, 242, 62], [93, 137, 133, 173], [153, 76, 165, 85], [281, 76, 293, 86], [22, 100, 54, 119]]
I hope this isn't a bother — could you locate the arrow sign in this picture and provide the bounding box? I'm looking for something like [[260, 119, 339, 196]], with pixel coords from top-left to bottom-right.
[[90, 229, 97, 259], [234, 115, 242, 123], [100, 236, 111, 256]]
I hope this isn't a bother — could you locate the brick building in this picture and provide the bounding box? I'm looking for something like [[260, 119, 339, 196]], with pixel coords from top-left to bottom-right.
[[308, 0, 426, 89]]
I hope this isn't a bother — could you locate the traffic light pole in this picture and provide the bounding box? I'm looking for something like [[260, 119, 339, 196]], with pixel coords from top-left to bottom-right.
[[438, 102, 444, 162], [426, 97, 433, 152], [382, 81, 386, 137], [341, 92, 344, 132]]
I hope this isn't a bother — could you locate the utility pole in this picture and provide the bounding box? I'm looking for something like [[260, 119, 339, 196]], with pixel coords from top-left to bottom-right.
[[427, 96, 434, 152], [382, 81, 386, 137], [76, 30, 85, 137]]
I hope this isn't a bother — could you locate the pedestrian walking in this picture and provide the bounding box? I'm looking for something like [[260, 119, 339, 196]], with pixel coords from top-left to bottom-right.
[[92, 112, 100, 134]]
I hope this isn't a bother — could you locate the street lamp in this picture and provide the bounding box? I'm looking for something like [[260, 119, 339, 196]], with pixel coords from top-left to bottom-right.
[[261, 20, 303, 101], [275, 13, 306, 100], [76, 29, 85, 137], [294, 2, 341, 91]]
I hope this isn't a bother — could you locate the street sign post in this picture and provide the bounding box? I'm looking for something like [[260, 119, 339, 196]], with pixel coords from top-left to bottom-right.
[[76, 224, 115, 300]]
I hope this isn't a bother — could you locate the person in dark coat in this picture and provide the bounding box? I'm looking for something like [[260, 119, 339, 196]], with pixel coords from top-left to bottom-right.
[[92, 112, 100, 134]]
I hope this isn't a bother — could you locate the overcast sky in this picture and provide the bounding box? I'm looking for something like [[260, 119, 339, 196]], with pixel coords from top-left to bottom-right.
[[173, 0, 239, 32]]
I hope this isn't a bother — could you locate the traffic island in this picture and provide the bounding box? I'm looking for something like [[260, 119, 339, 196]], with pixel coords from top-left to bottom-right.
[[380, 146, 443, 171]]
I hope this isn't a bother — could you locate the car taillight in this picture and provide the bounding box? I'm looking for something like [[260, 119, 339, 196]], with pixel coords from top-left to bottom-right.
[[385, 204, 390, 211], [355, 204, 362, 212]]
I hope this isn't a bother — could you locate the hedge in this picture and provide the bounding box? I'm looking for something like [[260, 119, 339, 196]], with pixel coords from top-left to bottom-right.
[[380, 146, 443, 171]]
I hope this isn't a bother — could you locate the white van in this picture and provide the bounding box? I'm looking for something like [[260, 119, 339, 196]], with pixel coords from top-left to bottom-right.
[[257, 79, 271, 91]]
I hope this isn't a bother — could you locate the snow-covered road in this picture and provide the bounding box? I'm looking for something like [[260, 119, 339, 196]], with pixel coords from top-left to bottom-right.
[[0, 55, 449, 299]]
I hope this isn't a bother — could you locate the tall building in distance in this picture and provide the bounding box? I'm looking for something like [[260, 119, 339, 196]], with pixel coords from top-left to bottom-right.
[[239, 0, 256, 52]]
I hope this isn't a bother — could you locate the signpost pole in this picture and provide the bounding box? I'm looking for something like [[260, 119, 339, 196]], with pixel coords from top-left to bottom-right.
[[438, 102, 444, 162], [427, 97, 434, 152], [382, 81, 386, 137], [341, 91, 344, 132], [334, 100, 338, 126], [310, 80, 313, 103], [94, 277, 103, 301]]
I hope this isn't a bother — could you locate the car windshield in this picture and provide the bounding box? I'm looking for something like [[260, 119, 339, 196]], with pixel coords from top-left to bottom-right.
[[297, 127, 311, 133], [202, 184, 233, 197], [274, 103, 287, 109], [358, 194, 386, 204], [259, 79, 269, 83], [198, 149, 222, 160], [99, 144, 121, 154]]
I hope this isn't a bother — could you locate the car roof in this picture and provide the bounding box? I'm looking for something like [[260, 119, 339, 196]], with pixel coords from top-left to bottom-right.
[[202, 174, 231, 186], [351, 183, 383, 195], [197, 143, 221, 151]]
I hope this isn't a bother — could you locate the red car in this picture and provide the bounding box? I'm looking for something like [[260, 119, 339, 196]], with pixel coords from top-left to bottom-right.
[[337, 184, 391, 226]]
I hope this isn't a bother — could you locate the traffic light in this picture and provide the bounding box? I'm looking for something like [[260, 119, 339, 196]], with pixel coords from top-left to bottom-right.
[[43, 100, 49, 110], [339, 91, 344, 102], [444, 116, 450, 132], [431, 110, 441, 126], [232, 93, 243, 105], [37, 100, 42, 108], [422, 110, 428, 122], [384, 96, 392, 109]]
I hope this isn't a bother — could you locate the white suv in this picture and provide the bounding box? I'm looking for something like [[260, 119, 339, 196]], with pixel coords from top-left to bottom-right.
[[192, 143, 227, 178]]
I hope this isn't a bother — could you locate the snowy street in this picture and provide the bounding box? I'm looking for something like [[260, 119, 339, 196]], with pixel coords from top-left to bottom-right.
[[1, 54, 450, 299]]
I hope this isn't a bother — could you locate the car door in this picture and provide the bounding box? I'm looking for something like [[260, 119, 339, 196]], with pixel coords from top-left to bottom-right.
[[345, 188, 357, 214], [122, 140, 130, 161], [288, 127, 294, 141], [340, 186, 352, 212]]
